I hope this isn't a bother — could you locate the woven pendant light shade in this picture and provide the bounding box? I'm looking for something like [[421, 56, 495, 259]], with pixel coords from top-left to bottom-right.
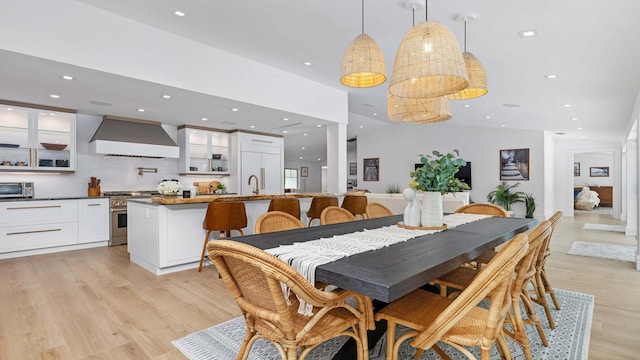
[[446, 51, 488, 100], [389, 21, 468, 98], [341, 34, 387, 88], [388, 93, 452, 123]]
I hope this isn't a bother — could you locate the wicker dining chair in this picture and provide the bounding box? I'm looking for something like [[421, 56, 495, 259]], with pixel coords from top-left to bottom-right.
[[430, 221, 552, 360], [320, 206, 356, 225], [455, 203, 510, 217], [341, 195, 368, 219], [375, 233, 528, 360], [306, 196, 339, 226], [207, 240, 373, 360], [268, 197, 301, 219], [528, 210, 563, 329], [198, 201, 247, 272], [365, 202, 393, 218], [255, 211, 305, 234]]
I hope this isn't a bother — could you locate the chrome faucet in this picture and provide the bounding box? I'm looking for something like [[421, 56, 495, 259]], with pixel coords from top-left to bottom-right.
[[248, 175, 259, 195]]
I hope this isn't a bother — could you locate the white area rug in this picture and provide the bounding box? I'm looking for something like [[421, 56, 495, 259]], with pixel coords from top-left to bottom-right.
[[567, 241, 636, 262], [582, 223, 626, 232], [172, 289, 593, 360]]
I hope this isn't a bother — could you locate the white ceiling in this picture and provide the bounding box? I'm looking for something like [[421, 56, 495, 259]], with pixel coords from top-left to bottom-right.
[[2, 0, 640, 162]]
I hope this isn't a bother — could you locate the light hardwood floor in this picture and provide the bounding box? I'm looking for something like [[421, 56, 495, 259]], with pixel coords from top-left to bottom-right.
[[1, 212, 639, 359]]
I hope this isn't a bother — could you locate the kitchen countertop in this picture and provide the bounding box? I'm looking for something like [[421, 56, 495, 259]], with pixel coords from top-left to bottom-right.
[[149, 192, 340, 205], [0, 196, 109, 202]]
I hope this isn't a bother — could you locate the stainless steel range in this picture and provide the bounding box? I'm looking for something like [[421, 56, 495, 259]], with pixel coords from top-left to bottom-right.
[[103, 190, 159, 246]]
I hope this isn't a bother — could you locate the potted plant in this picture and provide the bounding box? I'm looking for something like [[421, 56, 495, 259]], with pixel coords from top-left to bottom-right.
[[410, 150, 469, 226], [215, 183, 226, 194], [385, 183, 402, 194], [486, 182, 525, 213], [524, 193, 536, 218]]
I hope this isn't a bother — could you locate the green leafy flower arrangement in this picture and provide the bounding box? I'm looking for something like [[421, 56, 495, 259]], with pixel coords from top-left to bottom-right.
[[409, 150, 470, 195]]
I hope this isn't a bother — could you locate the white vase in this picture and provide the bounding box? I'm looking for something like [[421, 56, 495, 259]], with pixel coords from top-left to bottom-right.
[[421, 191, 444, 227]]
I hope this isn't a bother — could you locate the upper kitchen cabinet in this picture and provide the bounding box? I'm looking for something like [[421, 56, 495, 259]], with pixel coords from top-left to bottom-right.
[[178, 125, 231, 175], [0, 101, 76, 172]]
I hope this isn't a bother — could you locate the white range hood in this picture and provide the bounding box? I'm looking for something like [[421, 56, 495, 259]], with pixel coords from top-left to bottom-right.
[[89, 115, 179, 158]]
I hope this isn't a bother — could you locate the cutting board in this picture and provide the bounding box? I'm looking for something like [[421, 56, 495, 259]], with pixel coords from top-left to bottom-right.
[[193, 181, 221, 195]]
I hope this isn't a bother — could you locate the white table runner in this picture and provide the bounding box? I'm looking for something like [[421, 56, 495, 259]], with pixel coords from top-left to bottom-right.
[[266, 213, 490, 315]]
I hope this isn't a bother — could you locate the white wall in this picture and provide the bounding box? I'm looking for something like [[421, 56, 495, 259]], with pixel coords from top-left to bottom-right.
[[356, 123, 545, 218], [0, 114, 232, 197], [283, 160, 323, 193], [574, 153, 614, 186]]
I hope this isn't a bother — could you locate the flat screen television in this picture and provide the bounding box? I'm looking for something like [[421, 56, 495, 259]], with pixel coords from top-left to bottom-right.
[[414, 162, 472, 189]]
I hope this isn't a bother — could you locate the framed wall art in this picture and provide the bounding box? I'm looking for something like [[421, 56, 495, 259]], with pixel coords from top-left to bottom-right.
[[499, 148, 529, 180], [300, 166, 308, 177], [349, 162, 357, 175], [590, 166, 609, 177], [363, 158, 379, 181], [574, 162, 580, 176]]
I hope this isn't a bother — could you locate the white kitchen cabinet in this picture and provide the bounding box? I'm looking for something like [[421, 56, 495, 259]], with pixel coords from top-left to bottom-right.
[[0, 101, 76, 172], [0, 198, 109, 259], [237, 132, 284, 195], [178, 125, 231, 175], [78, 198, 109, 244]]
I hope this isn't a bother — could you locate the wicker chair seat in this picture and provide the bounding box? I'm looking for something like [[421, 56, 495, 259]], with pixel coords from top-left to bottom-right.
[[255, 211, 304, 234], [320, 206, 356, 225], [366, 202, 393, 218]]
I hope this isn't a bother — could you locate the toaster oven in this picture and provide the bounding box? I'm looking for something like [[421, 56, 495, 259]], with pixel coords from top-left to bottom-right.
[[0, 182, 34, 198]]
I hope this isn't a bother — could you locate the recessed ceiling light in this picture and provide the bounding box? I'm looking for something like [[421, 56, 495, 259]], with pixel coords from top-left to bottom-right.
[[282, 130, 288, 134], [162, 94, 172, 99], [249, 125, 255, 129], [359, 125, 364, 128], [49, 113, 55, 116], [581, 136, 586, 139], [231, 108, 239, 111], [49, 94, 60, 99], [485, 115, 491, 119], [304, 62, 312, 66], [577, 127, 583, 130], [61, 75, 73, 80], [373, 113, 377, 116], [464, 104, 471, 108], [282, 118, 289, 121], [544, 74, 559, 79], [316, 124, 322, 127], [303, 133, 307, 136], [299, 156, 303, 160], [501, 124, 506, 127], [301, 147, 305, 150], [562, 104, 571, 107], [318, 158, 321, 161], [201, 117, 208, 121], [137, 108, 145, 112], [174, 10, 185, 16], [571, 117, 578, 121], [7, 108, 12, 111], [518, 29, 538, 38]]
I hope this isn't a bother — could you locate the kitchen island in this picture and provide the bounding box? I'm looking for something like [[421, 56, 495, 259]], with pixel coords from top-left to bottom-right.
[[128, 193, 339, 275]]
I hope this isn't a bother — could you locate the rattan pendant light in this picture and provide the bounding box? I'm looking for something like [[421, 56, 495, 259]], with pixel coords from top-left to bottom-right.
[[446, 16, 488, 100], [340, 0, 386, 88], [389, 0, 468, 98], [388, 93, 452, 123]]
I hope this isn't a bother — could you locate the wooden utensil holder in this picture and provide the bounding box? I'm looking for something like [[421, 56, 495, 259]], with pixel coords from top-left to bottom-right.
[[88, 186, 101, 197]]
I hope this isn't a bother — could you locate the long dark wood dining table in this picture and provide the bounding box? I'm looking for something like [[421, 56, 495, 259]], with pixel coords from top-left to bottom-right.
[[231, 214, 536, 303]]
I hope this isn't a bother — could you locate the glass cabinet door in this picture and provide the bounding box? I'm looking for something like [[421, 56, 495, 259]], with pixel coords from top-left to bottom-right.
[[35, 112, 73, 169], [0, 106, 31, 169]]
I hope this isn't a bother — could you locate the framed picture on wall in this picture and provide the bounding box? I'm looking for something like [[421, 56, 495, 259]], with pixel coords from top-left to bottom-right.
[[499, 148, 529, 180], [590, 166, 609, 177], [300, 166, 308, 177], [363, 158, 379, 181], [349, 162, 357, 175], [574, 162, 580, 176]]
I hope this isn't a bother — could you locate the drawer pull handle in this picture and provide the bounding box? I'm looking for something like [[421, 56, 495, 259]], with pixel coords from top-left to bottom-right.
[[87, 204, 102, 206], [7, 228, 62, 236], [251, 139, 273, 143], [6, 205, 62, 210]]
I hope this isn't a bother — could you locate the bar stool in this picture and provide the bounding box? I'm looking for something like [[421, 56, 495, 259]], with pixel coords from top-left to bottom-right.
[[305, 196, 338, 227], [199, 201, 247, 272], [267, 197, 301, 219], [341, 195, 368, 219]]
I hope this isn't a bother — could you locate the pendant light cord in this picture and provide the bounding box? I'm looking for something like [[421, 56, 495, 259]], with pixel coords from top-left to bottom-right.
[[361, 0, 365, 34], [425, 0, 428, 22], [412, 6, 415, 26], [464, 19, 467, 52]]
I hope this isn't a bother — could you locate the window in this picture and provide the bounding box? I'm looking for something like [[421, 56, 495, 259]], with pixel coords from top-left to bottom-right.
[[284, 168, 298, 190]]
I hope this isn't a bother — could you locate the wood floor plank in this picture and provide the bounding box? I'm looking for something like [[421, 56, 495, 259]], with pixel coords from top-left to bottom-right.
[[77, 342, 151, 360]]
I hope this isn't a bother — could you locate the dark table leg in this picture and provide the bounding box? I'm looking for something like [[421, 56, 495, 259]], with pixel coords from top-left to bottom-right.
[[331, 300, 388, 360]]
